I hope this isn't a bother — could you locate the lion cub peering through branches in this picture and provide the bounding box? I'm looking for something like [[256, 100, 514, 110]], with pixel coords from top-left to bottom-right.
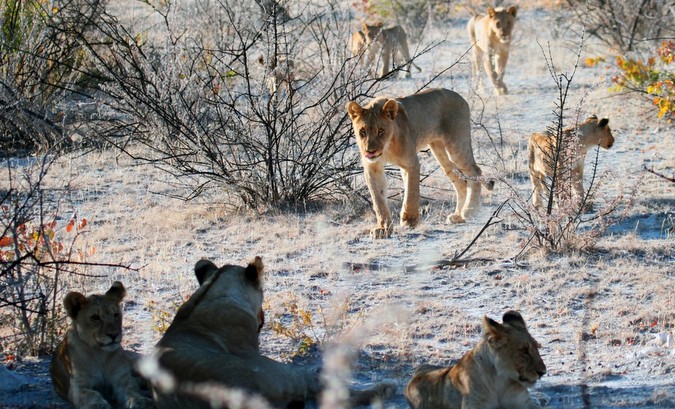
[[149, 257, 396, 409], [360, 22, 421, 78], [467, 6, 518, 95], [404, 311, 546, 409], [50, 281, 153, 409], [528, 115, 615, 209], [346, 88, 494, 239]]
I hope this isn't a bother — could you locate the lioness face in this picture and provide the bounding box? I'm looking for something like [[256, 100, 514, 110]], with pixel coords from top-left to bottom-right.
[[585, 116, 614, 149], [362, 22, 383, 43], [483, 311, 546, 387], [64, 282, 126, 351], [488, 6, 517, 44], [346, 99, 398, 163]]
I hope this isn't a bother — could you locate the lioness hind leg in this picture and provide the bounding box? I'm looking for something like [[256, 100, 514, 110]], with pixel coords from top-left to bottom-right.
[[429, 142, 467, 224]]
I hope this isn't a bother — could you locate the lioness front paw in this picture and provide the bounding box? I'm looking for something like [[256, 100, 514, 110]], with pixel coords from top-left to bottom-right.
[[447, 214, 466, 224], [494, 85, 508, 95], [400, 213, 419, 229], [370, 225, 393, 239]]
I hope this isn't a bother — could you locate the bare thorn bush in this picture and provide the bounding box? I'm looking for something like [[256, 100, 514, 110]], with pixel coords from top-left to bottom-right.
[[77, 0, 424, 209]]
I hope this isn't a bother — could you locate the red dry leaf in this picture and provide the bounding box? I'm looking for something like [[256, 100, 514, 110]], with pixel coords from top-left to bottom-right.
[[78, 218, 87, 230], [0, 236, 13, 247], [66, 219, 75, 233]]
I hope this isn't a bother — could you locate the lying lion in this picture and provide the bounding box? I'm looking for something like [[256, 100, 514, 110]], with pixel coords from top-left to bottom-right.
[[50, 282, 153, 409], [150, 257, 396, 408], [346, 88, 493, 239], [405, 311, 546, 409], [467, 6, 518, 95], [528, 115, 615, 208]]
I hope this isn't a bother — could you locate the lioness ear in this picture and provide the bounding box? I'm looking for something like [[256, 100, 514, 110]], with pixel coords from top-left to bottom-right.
[[346, 101, 363, 120], [488, 7, 496, 18], [63, 291, 88, 319], [588, 114, 598, 120], [502, 310, 527, 329], [105, 281, 126, 302], [245, 256, 264, 285], [195, 259, 219, 285], [483, 316, 507, 348], [361, 22, 368, 32], [598, 118, 609, 128], [508, 6, 517, 17], [382, 99, 399, 120]]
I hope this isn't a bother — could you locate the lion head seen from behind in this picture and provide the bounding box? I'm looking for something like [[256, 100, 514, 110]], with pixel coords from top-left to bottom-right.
[[487, 6, 517, 43], [346, 97, 401, 162], [484, 310, 546, 387], [64, 281, 126, 351]]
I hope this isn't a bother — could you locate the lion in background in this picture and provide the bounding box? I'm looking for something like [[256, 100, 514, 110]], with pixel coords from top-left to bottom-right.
[[467, 6, 518, 95], [149, 257, 396, 409], [360, 22, 421, 78], [346, 88, 493, 239], [50, 281, 153, 409], [528, 114, 615, 208], [404, 311, 546, 409]]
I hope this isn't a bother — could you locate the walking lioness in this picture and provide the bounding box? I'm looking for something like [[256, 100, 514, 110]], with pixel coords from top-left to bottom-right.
[[528, 115, 615, 208], [361, 22, 421, 78], [404, 311, 546, 409], [346, 88, 493, 239], [467, 6, 518, 95]]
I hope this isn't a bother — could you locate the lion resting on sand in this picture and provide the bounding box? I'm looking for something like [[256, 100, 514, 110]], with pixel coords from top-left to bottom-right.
[[361, 22, 421, 78], [346, 88, 493, 239], [50, 282, 153, 409], [528, 115, 615, 208], [150, 257, 396, 409], [404, 311, 546, 409], [467, 6, 518, 95]]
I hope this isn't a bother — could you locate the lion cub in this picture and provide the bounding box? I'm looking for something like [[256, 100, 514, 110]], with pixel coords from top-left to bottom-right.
[[346, 88, 493, 238], [405, 311, 546, 409], [50, 282, 153, 409], [528, 115, 615, 208], [467, 6, 518, 95], [361, 22, 421, 78]]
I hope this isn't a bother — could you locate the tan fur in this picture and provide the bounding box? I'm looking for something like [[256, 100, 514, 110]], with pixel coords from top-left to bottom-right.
[[528, 115, 615, 208], [258, 55, 295, 95], [361, 22, 421, 78], [350, 30, 366, 56], [346, 88, 494, 239], [151, 257, 396, 409], [405, 311, 546, 409], [50, 282, 153, 409], [467, 6, 518, 95]]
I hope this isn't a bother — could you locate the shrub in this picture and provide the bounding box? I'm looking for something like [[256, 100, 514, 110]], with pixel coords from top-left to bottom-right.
[[78, 0, 413, 209], [566, 0, 673, 52], [611, 41, 675, 122], [0, 156, 90, 356], [0, 0, 107, 154]]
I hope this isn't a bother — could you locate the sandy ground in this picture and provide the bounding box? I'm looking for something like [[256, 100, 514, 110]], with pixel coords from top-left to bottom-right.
[[1, 3, 674, 409]]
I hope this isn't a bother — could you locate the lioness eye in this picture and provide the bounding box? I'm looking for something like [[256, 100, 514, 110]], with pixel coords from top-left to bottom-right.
[[496, 22, 502, 28], [359, 128, 366, 137], [91, 314, 101, 321], [377, 128, 384, 135]]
